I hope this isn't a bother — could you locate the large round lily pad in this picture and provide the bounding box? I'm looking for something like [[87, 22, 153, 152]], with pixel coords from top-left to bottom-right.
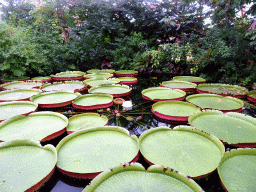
[[0, 140, 57, 192], [32, 76, 52, 83], [160, 80, 197, 92], [30, 91, 80, 108], [139, 126, 224, 178], [152, 101, 200, 121], [0, 111, 68, 142], [189, 110, 256, 147], [196, 83, 248, 98], [1, 76, 30, 83], [0, 81, 42, 90], [117, 77, 137, 85], [173, 76, 206, 85], [84, 73, 114, 79], [83, 163, 204, 192], [115, 70, 138, 77], [56, 126, 139, 179], [186, 94, 244, 112], [247, 90, 256, 103], [142, 87, 186, 101], [0, 89, 42, 102], [84, 78, 120, 87], [88, 84, 132, 97], [72, 93, 113, 110], [0, 101, 38, 122], [41, 81, 87, 93], [217, 148, 256, 191], [87, 69, 115, 74], [51, 71, 85, 81], [66, 113, 108, 134]]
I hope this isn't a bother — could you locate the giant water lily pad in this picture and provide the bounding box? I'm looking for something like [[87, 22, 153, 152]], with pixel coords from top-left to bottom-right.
[[142, 87, 186, 101], [139, 126, 224, 178], [247, 90, 256, 103], [56, 126, 139, 179], [117, 77, 137, 85], [30, 91, 80, 108], [32, 76, 52, 83], [0, 101, 38, 122], [66, 113, 108, 134], [83, 163, 204, 192], [51, 71, 85, 81], [0, 111, 68, 142], [41, 81, 87, 93], [189, 110, 256, 147], [186, 94, 244, 112], [197, 83, 248, 98], [84, 78, 120, 87], [160, 80, 197, 92], [84, 73, 114, 79], [72, 93, 113, 110], [1, 76, 30, 83], [87, 69, 115, 74], [0, 89, 42, 102], [173, 76, 206, 85], [0, 140, 57, 192], [115, 70, 138, 77], [0, 81, 42, 90], [217, 148, 256, 191], [152, 101, 200, 121], [88, 84, 132, 97]]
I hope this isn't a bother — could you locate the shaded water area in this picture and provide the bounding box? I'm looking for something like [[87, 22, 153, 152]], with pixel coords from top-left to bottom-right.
[[36, 74, 256, 192]]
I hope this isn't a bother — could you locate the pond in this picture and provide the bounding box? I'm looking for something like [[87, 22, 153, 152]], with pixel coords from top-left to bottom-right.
[[1, 74, 256, 192]]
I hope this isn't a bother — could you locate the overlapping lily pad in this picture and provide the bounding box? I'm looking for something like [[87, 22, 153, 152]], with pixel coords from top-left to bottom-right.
[[0, 89, 42, 102], [142, 87, 186, 101], [186, 94, 244, 112], [139, 126, 225, 178], [0, 101, 38, 122], [115, 70, 138, 77], [56, 126, 139, 179], [84, 78, 120, 87], [160, 80, 197, 92], [88, 84, 132, 97], [197, 83, 248, 98], [247, 90, 256, 103], [0, 81, 42, 90], [87, 69, 115, 74], [72, 93, 113, 110], [117, 77, 138, 85], [32, 76, 52, 83], [189, 110, 256, 147], [83, 163, 204, 192], [51, 71, 85, 81], [0, 111, 68, 142], [1, 76, 30, 83], [30, 91, 80, 108], [173, 76, 206, 85], [84, 73, 114, 79], [217, 148, 256, 191], [0, 140, 57, 192], [152, 101, 200, 121], [66, 113, 108, 134], [41, 81, 87, 93]]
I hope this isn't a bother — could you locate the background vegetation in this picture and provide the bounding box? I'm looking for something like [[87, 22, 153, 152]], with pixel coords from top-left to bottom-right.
[[0, 0, 256, 87]]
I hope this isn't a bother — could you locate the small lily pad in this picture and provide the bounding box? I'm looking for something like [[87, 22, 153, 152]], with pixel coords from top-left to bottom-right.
[[32, 76, 52, 83], [51, 71, 85, 81], [173, 76, 206, 85], [247, 90, 256, 103], [88, 84, 132, 97], [160, 80, 197, 92], [115, 70, 138, 77], [84, 78, 120, 87], [84, 73, 114, 79], [41, 81, 87, 93], [117, 77, 137, 85]]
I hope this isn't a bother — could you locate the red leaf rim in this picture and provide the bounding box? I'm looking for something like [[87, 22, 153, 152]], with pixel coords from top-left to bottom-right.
[[119, 80, 138, 85], [57, 152, 140, 179], [196, 89, 247, 99], [66, 121, 109, 135], [115, 73, 138, 77], [41, 128, 66, 142], [247, 95, 256, 103], [37, 100, 74, 108], [151, 108, 189, 121], [72, 101, 113, 110], [52, 76, 84, 81]]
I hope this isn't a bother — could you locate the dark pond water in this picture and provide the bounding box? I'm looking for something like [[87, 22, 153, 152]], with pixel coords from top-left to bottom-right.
[[35, 75, 256, 192]]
